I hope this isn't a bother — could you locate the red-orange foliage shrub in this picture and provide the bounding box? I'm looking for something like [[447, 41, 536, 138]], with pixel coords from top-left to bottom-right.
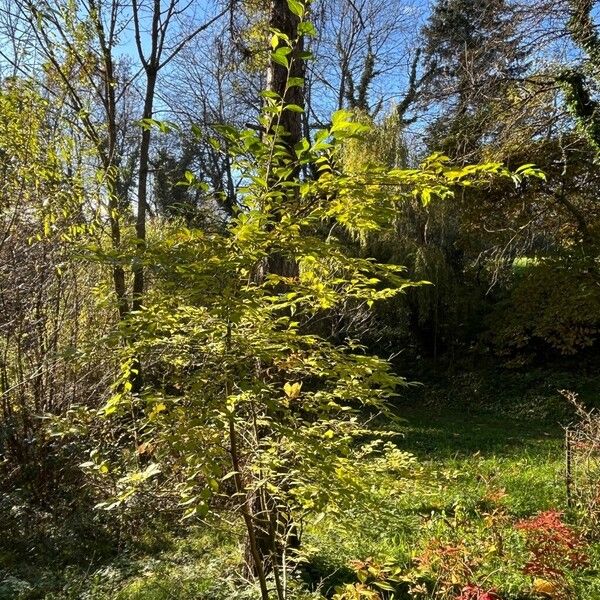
[[515, 510, 588, 579], [457, 583, 500, 600]]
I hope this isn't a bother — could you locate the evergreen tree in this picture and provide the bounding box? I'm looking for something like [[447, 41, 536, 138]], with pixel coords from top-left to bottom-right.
[[422, 0, 527, 159]]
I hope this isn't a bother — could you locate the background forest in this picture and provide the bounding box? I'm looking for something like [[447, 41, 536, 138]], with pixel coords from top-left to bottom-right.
[[1, 0, 600, 599]]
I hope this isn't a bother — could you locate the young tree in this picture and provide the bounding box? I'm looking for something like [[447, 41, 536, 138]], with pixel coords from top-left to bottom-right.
[[82, 7, 544, 600], [10, 0, 136, 317]]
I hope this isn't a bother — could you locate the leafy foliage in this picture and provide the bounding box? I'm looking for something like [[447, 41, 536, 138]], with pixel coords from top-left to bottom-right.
[[516, 510, 589, 599], [487, 260, 600, 361], [80, 27, 541, 594]]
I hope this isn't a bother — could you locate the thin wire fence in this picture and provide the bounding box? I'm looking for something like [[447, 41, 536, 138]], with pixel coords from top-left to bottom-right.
[[563, 390, 600, 535]]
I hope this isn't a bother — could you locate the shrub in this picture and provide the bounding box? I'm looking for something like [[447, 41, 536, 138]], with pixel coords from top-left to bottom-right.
[[456, 584, 500, 600], [564, 390, 600, 534], [515, 510, 589, 598]]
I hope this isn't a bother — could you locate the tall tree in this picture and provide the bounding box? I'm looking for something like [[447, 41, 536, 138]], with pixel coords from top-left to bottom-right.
[[16, 0, 135, 317], [559, 0, 600, 154], [422, 0, 527, 159], [130, 0, 231, 310], [266, 0, 306, 147]]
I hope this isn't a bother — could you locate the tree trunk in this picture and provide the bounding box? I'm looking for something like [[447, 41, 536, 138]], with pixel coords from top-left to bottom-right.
[[266, 0, 305, 149], [132, 70, 157, 312]]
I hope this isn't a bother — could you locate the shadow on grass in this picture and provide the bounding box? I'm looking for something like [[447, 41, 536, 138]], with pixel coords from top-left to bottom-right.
[[387, 405, 562, 460]]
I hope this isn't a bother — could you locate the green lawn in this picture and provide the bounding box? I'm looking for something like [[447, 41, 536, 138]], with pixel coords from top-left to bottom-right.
[[300, 409, 573, 598], [4, 408, 599, 600]]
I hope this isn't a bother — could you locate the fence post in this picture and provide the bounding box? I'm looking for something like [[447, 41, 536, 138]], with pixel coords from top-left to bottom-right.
[[565, 426, 573, 509]]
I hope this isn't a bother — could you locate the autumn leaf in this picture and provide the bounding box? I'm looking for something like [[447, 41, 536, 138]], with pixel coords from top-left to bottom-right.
[[283, 381, 302, 399]]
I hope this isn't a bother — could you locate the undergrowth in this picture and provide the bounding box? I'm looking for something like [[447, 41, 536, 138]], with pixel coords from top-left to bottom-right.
[[3, 401, 599, 599]]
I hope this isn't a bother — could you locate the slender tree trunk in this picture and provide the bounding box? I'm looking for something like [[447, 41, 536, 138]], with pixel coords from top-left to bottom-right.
[[230, 415, 271, 600], [92, 0, 129, 318], [106, 171, 129, 319], [132, 71, 157, 312]]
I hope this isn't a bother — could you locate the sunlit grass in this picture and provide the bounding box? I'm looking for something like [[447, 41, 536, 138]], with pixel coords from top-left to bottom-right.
[[5, 408, 596, 600]]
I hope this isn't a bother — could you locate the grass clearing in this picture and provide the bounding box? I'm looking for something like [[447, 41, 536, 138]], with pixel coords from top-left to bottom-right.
[[300, 408, 598, 598], [4, 407, 599, 599]]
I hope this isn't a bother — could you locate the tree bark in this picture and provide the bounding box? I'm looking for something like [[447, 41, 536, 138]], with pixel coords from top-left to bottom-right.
[[266, 0, 305, 149]]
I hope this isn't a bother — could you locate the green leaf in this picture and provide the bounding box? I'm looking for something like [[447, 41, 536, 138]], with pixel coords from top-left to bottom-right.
[[191, 123, 202, 139], [287, 76, 304, 88], [261, 90, 281, 99], [286, 0, 305, 17], [298, 21, 317, 36], [138, 118, 176, 133], [331, 110, 353, 128], [272, 48, 290, 68]]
